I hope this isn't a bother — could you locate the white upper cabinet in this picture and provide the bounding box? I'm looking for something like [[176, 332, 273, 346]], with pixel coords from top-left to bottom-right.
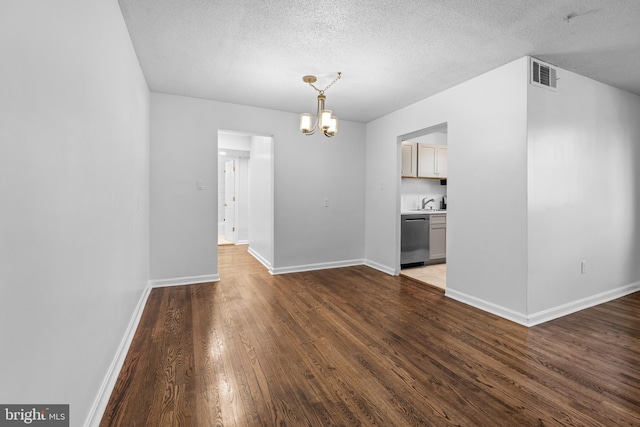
[[401, 142, 417, 177], [436, 146, 447, 178], [417, 144, 447, 179]]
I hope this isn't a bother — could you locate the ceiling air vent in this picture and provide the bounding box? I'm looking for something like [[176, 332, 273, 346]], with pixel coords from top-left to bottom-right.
[[530, 58, 557, 91]]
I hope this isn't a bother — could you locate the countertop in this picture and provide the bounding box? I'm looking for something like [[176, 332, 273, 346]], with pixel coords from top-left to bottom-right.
[[401, 209, 447, 215]]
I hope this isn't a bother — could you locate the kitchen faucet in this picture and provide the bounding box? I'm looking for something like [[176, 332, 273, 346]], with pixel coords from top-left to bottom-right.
[[421, 197, 435, 209]]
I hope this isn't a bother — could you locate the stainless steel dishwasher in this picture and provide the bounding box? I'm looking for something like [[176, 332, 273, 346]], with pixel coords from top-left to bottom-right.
[[401, 214, 429, 265]]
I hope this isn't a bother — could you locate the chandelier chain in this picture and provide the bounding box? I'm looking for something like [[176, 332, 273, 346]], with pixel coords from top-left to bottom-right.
[[308, 72, 342, 94]]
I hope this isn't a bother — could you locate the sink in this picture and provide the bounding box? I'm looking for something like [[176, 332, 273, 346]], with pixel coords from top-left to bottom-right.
[[408, 209, 446, 213]]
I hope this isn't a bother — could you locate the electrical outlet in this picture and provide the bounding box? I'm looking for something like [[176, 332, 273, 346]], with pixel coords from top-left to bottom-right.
[[581, 260, 587, 274]]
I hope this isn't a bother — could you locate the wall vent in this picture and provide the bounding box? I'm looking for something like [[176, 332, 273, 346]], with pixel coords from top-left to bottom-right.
[[530, 58, 557, 91]]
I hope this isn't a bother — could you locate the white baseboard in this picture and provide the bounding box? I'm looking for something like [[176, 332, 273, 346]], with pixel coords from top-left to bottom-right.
[[236, 239, 249, 245], [527, 281, 640, 326], [364, 259, 397, 276], [247, 246, 273, 272], [271, 259, 365, 275], [445, 288, 529, 326], [84, 284, 152, 427], [149, 274, 220, 288], [446, 281, 640, 327], [84, 272, 228, 426]]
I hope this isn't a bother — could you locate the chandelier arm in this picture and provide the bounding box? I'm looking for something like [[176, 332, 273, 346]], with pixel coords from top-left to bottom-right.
[[307, 112, 319, 134], [302, 93, 322, 135], [312, 93, 322, 131], [308, 83, 323, 93]]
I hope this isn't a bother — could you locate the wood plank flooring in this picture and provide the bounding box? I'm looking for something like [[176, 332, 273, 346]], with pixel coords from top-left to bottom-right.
[[100, 245, 640, 426]]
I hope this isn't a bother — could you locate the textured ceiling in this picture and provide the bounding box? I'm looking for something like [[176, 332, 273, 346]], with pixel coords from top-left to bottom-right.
[[118, 0, 640, 123]]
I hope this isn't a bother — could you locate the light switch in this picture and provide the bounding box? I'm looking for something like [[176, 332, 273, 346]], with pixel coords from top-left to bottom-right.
[[196, 180, 204, 190], [324, 198, 329, 207]]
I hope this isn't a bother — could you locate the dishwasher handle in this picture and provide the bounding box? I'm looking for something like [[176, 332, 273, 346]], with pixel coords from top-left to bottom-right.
[[405, 217, 426, 221]]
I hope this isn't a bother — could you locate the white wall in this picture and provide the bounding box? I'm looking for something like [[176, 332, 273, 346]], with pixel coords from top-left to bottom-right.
[[249, 136, 274, 266], [365, 57, 530, 319], [0, 0, 149, 424], [410, 132, 447, 145], [274, 119, 366, 272], [219, 131, 252, 151], [150, 92, 366, 280], [150, 94, 219, 283], [237, 157, 250, 243], [527, 67, 640, 316], [366, 55, 640, 325]]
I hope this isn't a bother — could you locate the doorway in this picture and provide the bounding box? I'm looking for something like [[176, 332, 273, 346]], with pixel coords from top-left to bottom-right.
[[218, 142, 249, 245], [398, 123, 448, 290], [217, 130, 274, 272]]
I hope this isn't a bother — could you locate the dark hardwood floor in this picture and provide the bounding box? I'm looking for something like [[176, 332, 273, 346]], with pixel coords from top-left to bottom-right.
[[100, 245, 640, 426]]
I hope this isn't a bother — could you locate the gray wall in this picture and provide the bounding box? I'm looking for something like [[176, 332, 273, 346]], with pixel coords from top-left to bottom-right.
[[527, 65, 640, 318], [249, 135, 274, 266], [150, 92, 366, 281], [0, 0, 150, 423], [364, 56, 640, 325], [365, 58, 530, 320]]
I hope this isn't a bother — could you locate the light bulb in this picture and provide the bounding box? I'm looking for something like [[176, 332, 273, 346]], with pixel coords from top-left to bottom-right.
[[300, 113, 312, 133], [320, 110, 332, 130]]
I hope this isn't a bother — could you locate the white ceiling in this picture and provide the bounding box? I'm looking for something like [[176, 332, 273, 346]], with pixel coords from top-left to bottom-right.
[[118, 0, 640, 123]]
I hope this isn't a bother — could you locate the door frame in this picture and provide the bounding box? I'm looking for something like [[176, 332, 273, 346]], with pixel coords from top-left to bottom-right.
[[217, 129, 275, 272], [396, 122, 448, 274]]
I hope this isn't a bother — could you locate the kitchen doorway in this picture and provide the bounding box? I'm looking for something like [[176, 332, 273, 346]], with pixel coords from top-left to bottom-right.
[[398, 123, 448, 290]]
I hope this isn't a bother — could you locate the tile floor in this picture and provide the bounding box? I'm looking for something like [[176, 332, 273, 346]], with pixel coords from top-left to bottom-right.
[[400, 263, 446, 290], [218, 235, 234, 246]]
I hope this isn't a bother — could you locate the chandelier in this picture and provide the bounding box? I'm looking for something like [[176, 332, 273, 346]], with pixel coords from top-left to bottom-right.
[[299, 72, 342, 137]]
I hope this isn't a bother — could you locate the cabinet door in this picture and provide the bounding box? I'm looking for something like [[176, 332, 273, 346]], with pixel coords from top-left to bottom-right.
[[429, 216, 446, 260], [417, 144, 436, 178], [418, 144, 447, 179], [401, 142, 417, 177], [436, 146, 447, 178]]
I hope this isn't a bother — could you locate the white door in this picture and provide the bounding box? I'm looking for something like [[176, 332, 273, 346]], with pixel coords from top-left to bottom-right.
[[224, 160, 236, 242]]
